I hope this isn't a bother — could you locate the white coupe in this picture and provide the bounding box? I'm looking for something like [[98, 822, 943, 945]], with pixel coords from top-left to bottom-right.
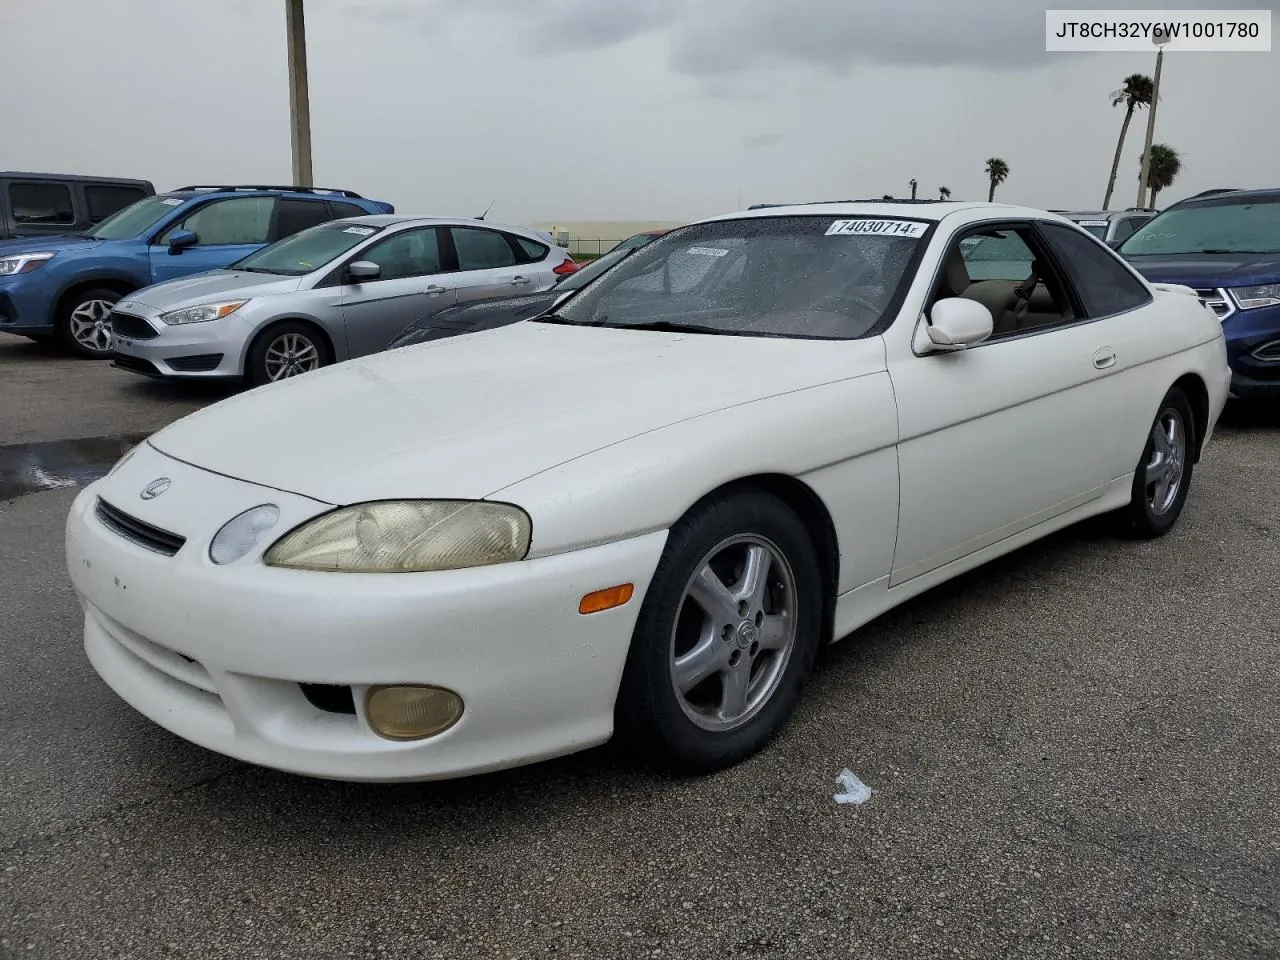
[[65, 202, 1231, 782]]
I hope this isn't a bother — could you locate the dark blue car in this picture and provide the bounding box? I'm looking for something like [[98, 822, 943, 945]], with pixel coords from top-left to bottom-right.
[[0, 184, 393, 358], [1119, 188, 1280, 400]]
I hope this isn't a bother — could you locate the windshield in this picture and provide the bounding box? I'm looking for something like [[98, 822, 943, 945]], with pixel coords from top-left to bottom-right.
[[84, 195, 186, 240], [615, 231, 662, 251], [1071, 220, 1110, 240], [231, 222, 382, 275], [1120, 200, 1280, 256], [557, 245, 639, 291], [545, 215, 927, 340]]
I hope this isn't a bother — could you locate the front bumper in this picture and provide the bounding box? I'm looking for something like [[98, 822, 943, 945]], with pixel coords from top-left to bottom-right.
[[1229, 370, 1280, 400], [66, 444, 667, 782], [111, 311, 246, 379], [0, 279, 54, 336]]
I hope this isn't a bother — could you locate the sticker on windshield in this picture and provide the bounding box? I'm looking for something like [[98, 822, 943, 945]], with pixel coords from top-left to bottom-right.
[[688, 246, 729, 257], [825, 219, 927, 238], [1078, 220, 1109, 227], [160, 198, 183, 206], [343, 226, 375, 236]]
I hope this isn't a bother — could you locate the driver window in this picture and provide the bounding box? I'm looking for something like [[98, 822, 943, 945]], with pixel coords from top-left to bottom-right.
[[160, 197, 274, 246], [932, 224, 1077, 340]]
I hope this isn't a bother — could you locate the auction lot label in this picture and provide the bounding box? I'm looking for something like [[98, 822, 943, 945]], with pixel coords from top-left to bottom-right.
[[826, 219, 929, 238]]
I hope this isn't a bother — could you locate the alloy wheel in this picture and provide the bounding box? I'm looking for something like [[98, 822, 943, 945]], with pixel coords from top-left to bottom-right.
[[669, 534, 798, 732]]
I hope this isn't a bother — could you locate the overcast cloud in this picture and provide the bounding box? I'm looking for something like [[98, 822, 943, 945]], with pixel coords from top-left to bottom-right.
[[3, 0, 1279, 224]]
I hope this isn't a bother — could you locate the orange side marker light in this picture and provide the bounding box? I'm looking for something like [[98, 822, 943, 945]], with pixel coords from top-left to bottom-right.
[[579, 583, 635, 615]]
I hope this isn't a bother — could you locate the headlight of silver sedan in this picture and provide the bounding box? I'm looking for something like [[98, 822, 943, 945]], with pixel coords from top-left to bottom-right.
[[159, 299, 249, 325], [263, 501, 532, 573]]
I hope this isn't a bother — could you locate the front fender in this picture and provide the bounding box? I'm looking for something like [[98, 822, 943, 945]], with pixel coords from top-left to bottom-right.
[[494, 372, 902, 596]]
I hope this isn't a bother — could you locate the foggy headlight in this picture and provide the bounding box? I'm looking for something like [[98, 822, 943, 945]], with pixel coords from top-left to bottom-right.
[[1230, 284, 1280, 310], [210, 504, 281, 565], [262, 501, 532, 573]]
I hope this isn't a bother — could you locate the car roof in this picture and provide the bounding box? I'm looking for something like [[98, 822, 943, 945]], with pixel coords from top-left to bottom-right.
[[1173, 187, 1280, 205], [702, 200, 1071, 226], [1054, 209, 1156, 219], [1, 171, 153, 188], [332, 214, 552, 236]]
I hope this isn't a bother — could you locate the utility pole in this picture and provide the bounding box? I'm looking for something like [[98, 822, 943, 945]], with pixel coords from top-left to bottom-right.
[[1136, 28, 1170, 208], [909, 178, 918, 200], [286, 0, 313, 186]]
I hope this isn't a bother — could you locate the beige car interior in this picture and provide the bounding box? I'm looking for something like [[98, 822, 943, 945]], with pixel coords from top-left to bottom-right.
[[931, 233, 1076, 338]]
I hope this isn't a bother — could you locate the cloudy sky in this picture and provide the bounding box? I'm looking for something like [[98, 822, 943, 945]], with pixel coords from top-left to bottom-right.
[[4, 0, 1277, 224]]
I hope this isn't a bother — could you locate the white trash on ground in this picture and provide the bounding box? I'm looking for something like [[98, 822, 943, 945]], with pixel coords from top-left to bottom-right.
[[833, 769, 872, 805]]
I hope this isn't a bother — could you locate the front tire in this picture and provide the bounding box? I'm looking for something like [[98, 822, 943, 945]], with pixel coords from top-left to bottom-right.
[[615, 491, 823, 773], [56, 287, 122, 358], [1121, 387, 1196, 538], [246, 322, 331, 387]]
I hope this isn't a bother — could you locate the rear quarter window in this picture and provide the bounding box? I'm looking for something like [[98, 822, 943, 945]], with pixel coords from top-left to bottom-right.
[[85, 185, 148, 223], [1039, 222, 1152, 317]]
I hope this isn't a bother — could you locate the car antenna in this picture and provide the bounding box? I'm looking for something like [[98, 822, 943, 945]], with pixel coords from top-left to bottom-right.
[[476, 199, 496, 220]]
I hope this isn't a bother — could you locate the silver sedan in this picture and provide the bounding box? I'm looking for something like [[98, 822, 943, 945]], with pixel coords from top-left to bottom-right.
[[107, 216, 575, 384]]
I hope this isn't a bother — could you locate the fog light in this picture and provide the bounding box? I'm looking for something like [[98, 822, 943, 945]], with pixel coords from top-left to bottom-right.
[[365, 685, 463, 741]]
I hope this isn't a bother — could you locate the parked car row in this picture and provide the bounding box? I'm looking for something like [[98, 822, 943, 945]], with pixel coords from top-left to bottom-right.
[[0, 183, 396, 357], [66, 198, 1232, 783], [4, 179, 1279, 403]]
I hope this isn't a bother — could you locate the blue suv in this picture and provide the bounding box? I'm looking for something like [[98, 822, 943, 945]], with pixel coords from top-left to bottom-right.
[[1118, 188, 1280, 401], [0, 184, 393, 357]]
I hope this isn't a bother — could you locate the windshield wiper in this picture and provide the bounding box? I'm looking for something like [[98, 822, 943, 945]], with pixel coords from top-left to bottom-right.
[[1194, 249, 1276, 255], [604, 320, 790, 338], [232, 266, 276, 274]]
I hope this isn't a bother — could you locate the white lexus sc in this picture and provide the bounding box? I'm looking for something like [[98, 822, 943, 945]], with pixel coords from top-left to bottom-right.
[[65, 202, 1231, 783]]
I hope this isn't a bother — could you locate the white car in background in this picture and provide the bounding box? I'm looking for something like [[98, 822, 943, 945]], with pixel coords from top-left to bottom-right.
[[66, 201, 1229, 783]]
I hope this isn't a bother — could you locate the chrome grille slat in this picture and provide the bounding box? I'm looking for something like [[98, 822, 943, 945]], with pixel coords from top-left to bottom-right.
[[1193, 287, 1234, 322]]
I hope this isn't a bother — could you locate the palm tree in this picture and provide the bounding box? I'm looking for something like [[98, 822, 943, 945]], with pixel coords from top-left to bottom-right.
[[939, 186, 952, 200], [985, 158, 1010, 202], [1139, 144, 1182, 207], [1103, 73, 1154, 209]]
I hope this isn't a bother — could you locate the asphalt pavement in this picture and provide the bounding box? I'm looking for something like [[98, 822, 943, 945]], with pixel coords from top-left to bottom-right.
[[1, 332, 1277, 959]]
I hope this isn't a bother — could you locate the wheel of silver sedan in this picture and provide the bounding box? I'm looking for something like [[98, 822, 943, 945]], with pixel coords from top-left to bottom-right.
[[1144, 406, 1186, 516], [263, 332, 320, 381], [671, 535, 798, 732]]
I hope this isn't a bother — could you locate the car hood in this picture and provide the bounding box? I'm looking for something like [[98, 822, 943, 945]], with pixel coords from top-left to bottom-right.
[[1124, 253, 1280, 287], [389, 293, 557, 347], [0, 235, 105, 256], [124, 270, 304, 309], [147, 321, 878, 505]]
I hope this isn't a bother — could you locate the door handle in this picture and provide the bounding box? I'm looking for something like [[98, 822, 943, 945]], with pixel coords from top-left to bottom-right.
[[509, 275, 531, 286], [425, 284, 447, 296], [1092, 348, 1117, 370]]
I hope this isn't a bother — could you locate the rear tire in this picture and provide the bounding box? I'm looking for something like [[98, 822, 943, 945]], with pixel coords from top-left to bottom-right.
[[1120, 387, 1195, 538], [614, 490, 823, 773], [55, 287, 122, 359], [245, 322, 331, 387]]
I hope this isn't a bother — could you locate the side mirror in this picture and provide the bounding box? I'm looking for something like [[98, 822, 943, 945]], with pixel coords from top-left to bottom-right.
[[167, 230, 198, 255], [346, 260, 381, 282], [916, 298, 993, 352]]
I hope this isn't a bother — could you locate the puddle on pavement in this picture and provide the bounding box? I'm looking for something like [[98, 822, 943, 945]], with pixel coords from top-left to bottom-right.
[[0, 434, 146, 501]]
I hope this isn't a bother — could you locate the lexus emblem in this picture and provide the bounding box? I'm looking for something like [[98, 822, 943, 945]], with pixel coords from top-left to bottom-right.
[[140, 478, 171, 500]]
